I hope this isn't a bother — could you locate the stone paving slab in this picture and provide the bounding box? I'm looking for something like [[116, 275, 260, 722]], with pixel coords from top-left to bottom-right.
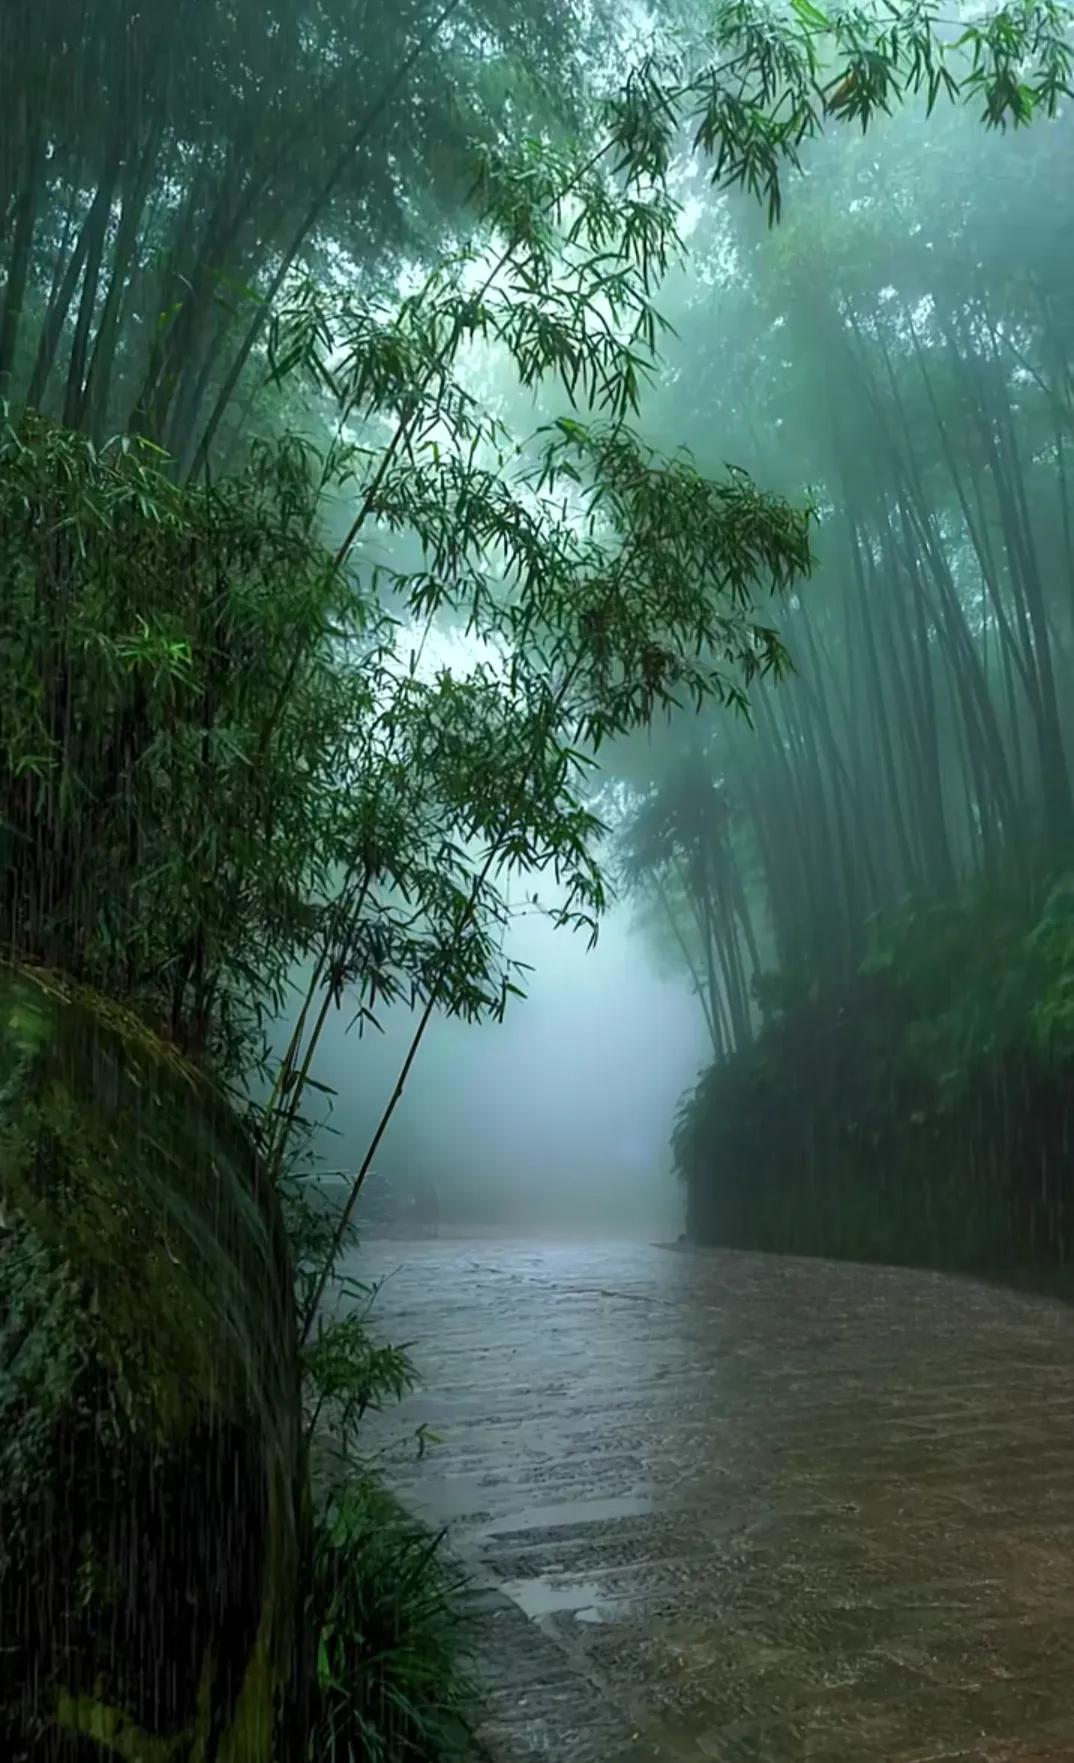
[[353, 1239, 1074, 1762]]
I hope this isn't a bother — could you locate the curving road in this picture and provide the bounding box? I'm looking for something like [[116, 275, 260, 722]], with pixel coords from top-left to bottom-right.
[[355, 1237, 1074, 1763]]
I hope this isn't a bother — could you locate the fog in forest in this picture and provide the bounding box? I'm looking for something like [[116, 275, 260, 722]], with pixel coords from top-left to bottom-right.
[[257, 76, 1074, 1265], [5, 0, 1072, 1271], [7, 0, 1074, 1268], [290, 896, 707, 1236]]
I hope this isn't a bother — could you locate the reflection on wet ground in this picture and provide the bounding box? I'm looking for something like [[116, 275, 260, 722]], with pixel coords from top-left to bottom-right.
[[352, 1237, 1074, 1762]]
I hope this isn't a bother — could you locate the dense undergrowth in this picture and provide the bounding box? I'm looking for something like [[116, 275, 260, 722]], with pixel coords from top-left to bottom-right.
[[676, 872, 1074, 1273], [288, 1138, 476, 1761], [0, 413, 477, 1757], [308, 1479, 475, 1763]]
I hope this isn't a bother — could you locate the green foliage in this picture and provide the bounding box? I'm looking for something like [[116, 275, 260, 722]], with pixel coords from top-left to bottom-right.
[[255, 111, 815, 1244], [283, 1170, 419, 1445], [617, 750, 764, 1057], [1, 56, 819, 1364], [1024, 878, 1074, 1062], [0, 959, 303, 1761], [621, 15, 1074, 1259], [0, 0, 614, 463], [7, 0, 1065, 1179], [307, 1478, 475, 1763], [677, 874, 1074, 1271], [0, 0, 1050, 483], [5, 10, 1074, 1755], [668, 0, 1074, 223], [304, 1310, 417, 1430], [282, 1169, 463, 1762], [0, 409, 377, 1075]]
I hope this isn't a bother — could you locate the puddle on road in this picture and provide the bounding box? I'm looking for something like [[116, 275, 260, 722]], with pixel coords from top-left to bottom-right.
[[477, 1492, 653, 1537], [499, 1574, 638, 1622], [400, 1484, 655, 1534]]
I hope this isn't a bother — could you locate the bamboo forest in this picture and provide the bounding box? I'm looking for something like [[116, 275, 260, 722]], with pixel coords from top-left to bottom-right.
[[4, 2, 1074, 1760]]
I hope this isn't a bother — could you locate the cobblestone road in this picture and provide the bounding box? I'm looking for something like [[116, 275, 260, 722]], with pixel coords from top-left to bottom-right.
[[354, 1238, 1074, 1763]]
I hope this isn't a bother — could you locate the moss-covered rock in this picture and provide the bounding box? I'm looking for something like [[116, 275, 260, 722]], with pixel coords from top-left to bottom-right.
[[0, 961, 307, 1762]]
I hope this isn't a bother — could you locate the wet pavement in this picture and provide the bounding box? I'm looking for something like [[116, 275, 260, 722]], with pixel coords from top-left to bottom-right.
[[353, 1237, 1074, 1762]]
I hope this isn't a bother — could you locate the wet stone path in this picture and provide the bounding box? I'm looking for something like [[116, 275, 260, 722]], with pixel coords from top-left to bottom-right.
[[353, 1238, 1074, 1762]]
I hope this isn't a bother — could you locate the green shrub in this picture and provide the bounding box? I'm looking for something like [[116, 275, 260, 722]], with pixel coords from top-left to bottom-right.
[[282, 1171, 473, 1760], [676, 872, 1074, 1272], [307, 1478, 475, 1763], [0, 408, 373, 1079]]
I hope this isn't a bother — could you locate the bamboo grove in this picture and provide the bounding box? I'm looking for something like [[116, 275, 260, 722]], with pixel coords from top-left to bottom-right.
[[3, 0, 1072, 1263], [0, 0, 611, 473], [624, 82, 1074, 1269], [9, 5, 1074, 1755]]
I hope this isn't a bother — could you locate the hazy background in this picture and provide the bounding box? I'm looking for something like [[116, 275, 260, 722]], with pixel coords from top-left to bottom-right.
[[288, 895, 707, 1237]]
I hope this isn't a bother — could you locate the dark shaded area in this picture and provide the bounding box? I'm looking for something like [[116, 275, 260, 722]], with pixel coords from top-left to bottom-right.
[[5, 1391, 267, 1758], [677, 878, 1074, 1278], [0, 960, 307, 1760]]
